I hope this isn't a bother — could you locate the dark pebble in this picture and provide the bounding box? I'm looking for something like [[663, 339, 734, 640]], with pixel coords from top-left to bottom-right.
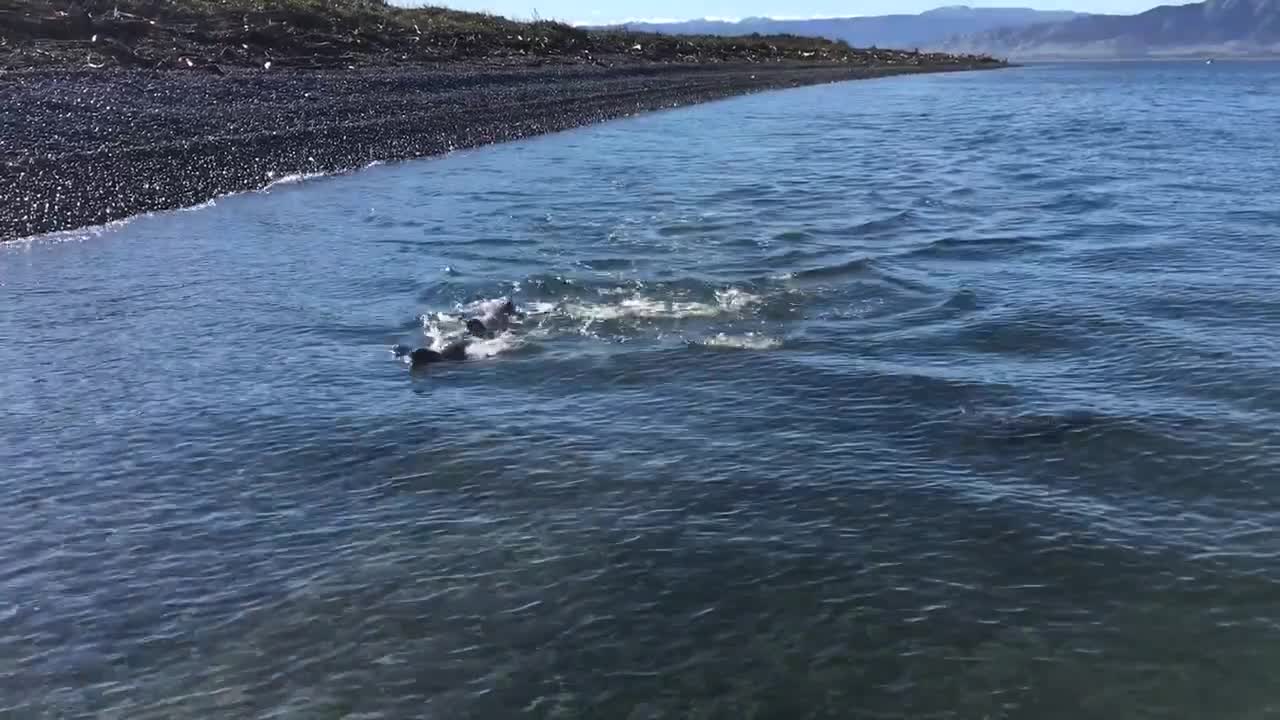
[[0, 62, 994, 240]]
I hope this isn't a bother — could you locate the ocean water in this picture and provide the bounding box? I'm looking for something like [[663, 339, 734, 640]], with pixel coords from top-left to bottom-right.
[[3, 61, 1280, 718]]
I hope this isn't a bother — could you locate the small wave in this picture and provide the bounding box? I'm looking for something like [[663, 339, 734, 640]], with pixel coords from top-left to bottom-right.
[[772, 230, 816, 243], [262, 171, 331, 190], [656, 221, 731, 238], [9, 216, 139, 246], [851, 210, 915, 236], [596, 285, 640, 297], [903, 235, 1051, 260], [561, 288, 762, 322], [785, 257, 874, 282], [973, 410, 1118, 443], [563, 297, 706, 321], [1041, 191, 1115, 212], [464, 333, 523, 359], [578, 257, 636, 271], [954, 408, 1231, 457], [15, 169, 329, 243], [716, 288, 759, 311], [696, 333, 783, 350], [943, 289, 981, 311], [524, 274, 584, 297], [179, 199, 218, 212], [12, 194, 227, 244], [521, 300, 561, 316]]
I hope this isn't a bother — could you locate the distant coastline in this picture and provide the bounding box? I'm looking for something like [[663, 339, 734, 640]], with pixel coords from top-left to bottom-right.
[[582, 3, 1280, 67], [0, 0, 1001, 72], [0, 0, 1006, 240], [1000, 54, 1280, 63]]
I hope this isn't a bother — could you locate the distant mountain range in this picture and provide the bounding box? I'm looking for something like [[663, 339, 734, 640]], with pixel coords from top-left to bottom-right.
[[945, 0, 1280, 58], [601, 1, 1280, 59], [597, 6, 1081, 51]]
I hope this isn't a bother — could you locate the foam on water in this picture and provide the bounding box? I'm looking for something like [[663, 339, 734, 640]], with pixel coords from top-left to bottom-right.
[[412, 295, 529, 359], [180, 199, 219, 212], [464, 334, 522, 359], [407, 288, 768, 358], [262, 171, 332, 190], [10, 164, 339, 243], [697, 332, 784, 350], [13, 197, 213, 245], [7, 214, 149, 246], [559, 288, 763, 323]]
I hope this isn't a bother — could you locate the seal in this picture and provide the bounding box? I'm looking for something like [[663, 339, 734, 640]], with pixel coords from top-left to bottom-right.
[[465, 299, 523, 338], [394, 299, 525, 368], [394, 340, 468, 367]]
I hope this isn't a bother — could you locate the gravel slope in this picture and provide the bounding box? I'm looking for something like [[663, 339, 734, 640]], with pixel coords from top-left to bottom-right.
[[1, 62, 995, 240]]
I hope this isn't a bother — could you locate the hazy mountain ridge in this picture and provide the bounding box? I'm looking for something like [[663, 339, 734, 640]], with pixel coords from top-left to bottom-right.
[[945, 0, 1280, 57], [595, 6, 1081, 51]]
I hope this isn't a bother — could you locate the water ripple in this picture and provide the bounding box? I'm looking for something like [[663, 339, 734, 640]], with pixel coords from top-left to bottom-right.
[[3, 62, 1280, 718]]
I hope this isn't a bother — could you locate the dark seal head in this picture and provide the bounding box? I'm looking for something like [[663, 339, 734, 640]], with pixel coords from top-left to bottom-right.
[[439, 340, 469, 361], [502, 299, 526, 320], [409, 348, 444, 366], [466, 318, 489, 338], [393, 341, 467, 368]]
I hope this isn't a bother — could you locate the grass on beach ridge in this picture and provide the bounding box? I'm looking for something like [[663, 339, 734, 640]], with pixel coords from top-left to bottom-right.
[[0, 0, 1003, 69]]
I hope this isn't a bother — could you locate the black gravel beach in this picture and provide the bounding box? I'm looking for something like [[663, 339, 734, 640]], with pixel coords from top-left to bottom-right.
[[0, 0, 1006, 240], [2, 62, 1003, 240]]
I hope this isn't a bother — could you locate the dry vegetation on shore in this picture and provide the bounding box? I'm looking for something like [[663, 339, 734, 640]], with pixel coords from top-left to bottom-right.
[[0, 0, 1003, 70], [0, 1, 1006, 240]]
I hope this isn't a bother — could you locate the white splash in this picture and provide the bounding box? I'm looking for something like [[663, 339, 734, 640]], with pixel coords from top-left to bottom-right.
[[560, 289, 763, 322], [461, 296, 513, 318], [596, 285, 638, 296], [407, 289, 767, 361], [715, 288, 759, 311], [699, 332, 783, 350], [179, 199, 217, 212], [416, 296, 528, 359], [521, 301, 560, 316], [465, 333, 521, 359], [9, 216, 139, 246], [262, 171, 330, 190], [460, 296, 522, 334]]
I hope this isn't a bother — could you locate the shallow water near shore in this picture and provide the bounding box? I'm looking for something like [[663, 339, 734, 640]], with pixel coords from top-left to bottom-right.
[[4, 61, 1280, 718]]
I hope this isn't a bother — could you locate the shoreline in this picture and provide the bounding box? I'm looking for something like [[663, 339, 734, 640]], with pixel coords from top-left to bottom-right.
[[1006, 55, 1280, 63], [2, 62, 1003, 241]]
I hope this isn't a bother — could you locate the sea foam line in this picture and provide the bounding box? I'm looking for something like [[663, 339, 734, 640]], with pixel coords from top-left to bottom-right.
[[10, 160, 388, 245]]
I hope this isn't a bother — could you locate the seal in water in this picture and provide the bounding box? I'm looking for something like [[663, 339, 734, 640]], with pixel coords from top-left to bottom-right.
[[393, 340, 468, 367], [465, 299, 524, 338], [395, 299, 525, 368]]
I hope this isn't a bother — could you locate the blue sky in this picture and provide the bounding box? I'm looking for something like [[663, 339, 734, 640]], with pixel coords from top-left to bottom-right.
[[408, 1, 1171, 24]]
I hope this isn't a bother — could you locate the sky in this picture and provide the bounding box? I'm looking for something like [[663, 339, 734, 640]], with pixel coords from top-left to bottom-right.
[[405, 1, 1171, 25]]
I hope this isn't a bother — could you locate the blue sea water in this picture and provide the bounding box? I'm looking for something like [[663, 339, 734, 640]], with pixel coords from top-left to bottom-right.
[[3, 61, 1280, 718]]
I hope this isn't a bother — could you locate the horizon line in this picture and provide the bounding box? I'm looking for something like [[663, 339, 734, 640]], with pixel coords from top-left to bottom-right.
[[540, 1, 1200, 28]]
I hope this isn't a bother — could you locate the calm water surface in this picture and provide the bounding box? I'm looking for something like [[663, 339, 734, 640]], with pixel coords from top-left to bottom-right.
[[3, 62, 1280, 718]]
